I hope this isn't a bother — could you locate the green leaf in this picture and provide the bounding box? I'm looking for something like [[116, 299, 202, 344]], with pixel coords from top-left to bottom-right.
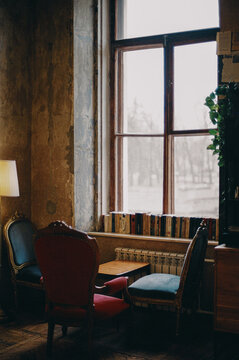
[[209, 129, 218, 135], [210, 110, 218, 119], [218, 159, 224, 167], [210, 92, 216, 99], [207, 144, 215, 150], [205, 97, 214, 108]]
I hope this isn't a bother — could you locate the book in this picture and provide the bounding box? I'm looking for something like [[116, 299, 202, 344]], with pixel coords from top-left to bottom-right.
[[110, 212, 115, 232], [153, 215, 158, 236], [160, 215, 166, 236], [175, 216, 181, 238], [166, 215, 172, 237], [119, 213, 130, 234], [110, 211, 120, 233], [115, 212, 120, 233], [180, 217, 186, 238], [171, 215, 176, 237], [189, 217, 196, 239], [103, 214, 111, 233], [150, 215, 155, 236], [130, 213, 136, 234], [184, 217, 190, 238], [157, 215, 162, 237], [135, 212, 144, 235], [143, 213, 151, 235]]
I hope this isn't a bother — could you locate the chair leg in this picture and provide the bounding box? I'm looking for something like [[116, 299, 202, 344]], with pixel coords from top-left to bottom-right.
[[12, 281, 18, 315], [47, 321, 55, 357], [87, 317, 93, 358], [62, 326, 67, 336], [176, 308, 181, 336]]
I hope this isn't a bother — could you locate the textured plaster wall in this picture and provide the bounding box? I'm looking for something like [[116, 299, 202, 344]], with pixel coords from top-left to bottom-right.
[[74, 0, 96, 231], [31, 0, 74, 228], [0, 0, 95, 230], [0, 0, 32, 224]]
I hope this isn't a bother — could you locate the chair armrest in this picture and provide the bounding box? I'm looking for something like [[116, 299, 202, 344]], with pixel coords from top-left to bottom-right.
[[104, 276, 128, 295], [95, 276, 128, 296]]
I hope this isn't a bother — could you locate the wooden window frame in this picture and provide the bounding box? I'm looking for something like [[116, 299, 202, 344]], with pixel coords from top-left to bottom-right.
[[109, 2, 219, 213]]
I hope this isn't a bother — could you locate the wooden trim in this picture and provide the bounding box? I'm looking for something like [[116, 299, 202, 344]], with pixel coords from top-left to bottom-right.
[[115, 133, 164, 137], [115, 129, 214, 137], [111, 28, 219, 49], [90, 231, 193, 242], [88, 231, 217, 260], [163, 40, 173, 213], [109, 2, 116, 211], [170, 129, 215, 136], [89, 231, 217, 245], [117, 50, 123, 209]]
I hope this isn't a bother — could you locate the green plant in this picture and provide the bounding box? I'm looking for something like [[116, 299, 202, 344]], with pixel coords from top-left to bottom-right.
[[205, 82, 239, 167]]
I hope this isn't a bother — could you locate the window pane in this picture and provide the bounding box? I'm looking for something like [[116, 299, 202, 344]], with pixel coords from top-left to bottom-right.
[[174, 136, 219, 217], [174, 42, 218, 131], [122, 49, 164, 134], [117, 0, 219, 40], [122, 137, 164, 213]]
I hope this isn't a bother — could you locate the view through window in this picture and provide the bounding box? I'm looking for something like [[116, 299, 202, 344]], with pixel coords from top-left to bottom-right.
[[111, 0, 220, 217]]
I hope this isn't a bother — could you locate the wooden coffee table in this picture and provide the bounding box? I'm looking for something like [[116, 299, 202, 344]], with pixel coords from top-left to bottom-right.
[[97, 260, 150, 284]]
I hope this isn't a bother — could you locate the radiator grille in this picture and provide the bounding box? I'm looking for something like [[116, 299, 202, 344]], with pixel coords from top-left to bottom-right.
[[115, 247, 185, 276]]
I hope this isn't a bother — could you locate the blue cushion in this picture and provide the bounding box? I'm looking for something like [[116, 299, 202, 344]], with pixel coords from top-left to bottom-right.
[[8, 220, 36, 266], [128, 273, 180, 300], [16, 265, 42, 284]]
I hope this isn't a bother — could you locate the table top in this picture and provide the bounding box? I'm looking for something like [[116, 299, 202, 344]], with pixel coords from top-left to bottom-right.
[[98, 260, 150, 276]]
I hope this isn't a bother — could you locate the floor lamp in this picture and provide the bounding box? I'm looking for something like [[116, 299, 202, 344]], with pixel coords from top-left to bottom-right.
[[0, 160, 19, 321]]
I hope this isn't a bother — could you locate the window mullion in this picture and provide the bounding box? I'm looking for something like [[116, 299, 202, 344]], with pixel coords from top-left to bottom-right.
[[117, 50, 124, 210], [163, 40, 174, 214], [109, 45, 117, 211]]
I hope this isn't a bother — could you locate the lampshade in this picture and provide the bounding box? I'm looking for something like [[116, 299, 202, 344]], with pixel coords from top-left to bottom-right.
[[0, 160, 20, 197]]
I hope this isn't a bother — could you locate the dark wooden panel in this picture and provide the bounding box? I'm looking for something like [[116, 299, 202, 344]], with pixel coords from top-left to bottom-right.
[[214, 244, 239, 334]]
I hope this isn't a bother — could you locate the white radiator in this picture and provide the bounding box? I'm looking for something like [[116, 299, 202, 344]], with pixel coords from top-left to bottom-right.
[[115, 247, 185, 276]]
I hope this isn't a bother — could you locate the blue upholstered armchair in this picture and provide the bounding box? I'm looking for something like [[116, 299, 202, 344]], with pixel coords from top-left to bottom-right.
[[3, 212, 43, 312], [128, 222, 208, 336]]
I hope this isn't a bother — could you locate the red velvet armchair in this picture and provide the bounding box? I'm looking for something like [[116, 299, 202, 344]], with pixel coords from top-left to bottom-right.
[[35, 221, 130, 357]]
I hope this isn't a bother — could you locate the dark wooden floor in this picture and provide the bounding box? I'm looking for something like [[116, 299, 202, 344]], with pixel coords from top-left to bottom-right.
[[0, 295, 239, 360]]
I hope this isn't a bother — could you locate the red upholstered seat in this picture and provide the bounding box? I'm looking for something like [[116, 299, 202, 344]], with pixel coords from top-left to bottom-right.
[[46, 294, 129, 323], [93, 294, 130, 320], [35, 221, 129, 357]]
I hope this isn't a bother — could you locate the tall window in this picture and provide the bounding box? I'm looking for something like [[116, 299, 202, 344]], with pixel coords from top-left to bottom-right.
[[110, 0, 220, 217]]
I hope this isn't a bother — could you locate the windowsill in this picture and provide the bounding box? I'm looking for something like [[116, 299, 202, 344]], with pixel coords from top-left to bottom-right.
[[88, 231, 218, 246]]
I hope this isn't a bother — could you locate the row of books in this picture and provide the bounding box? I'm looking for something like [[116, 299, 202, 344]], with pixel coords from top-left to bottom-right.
[[103, 212, 219, 241]]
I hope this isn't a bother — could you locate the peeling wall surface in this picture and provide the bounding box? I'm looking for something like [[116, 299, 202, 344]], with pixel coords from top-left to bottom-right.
[[0, 0, 33, 224], [74, 0, 95, 231], [31, 0, 74, 228]]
